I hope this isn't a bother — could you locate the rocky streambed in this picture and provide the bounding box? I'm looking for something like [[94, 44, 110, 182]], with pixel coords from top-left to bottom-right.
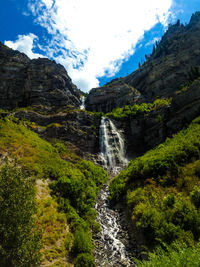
[[93, 185, 137, 267]]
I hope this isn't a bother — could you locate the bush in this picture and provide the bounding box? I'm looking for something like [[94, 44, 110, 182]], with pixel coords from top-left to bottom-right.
[[106, 98, 172, 119], [135, 241, 200, 267], [72, 228, 93, 256], [190, 186, 200, 208], [74, 253, 96, 267], [0, 164, 41, 266]]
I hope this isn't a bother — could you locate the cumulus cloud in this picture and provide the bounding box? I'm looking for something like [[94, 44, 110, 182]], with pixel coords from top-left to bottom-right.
[[16, 1, 173, 91], [5, 33, 44, 59]]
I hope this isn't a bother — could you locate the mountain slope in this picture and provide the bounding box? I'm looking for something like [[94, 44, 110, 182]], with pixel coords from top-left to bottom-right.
[[86, 12, 200, 113]]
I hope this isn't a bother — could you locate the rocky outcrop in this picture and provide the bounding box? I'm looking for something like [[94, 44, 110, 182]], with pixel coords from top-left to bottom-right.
[[85, 79, 142, 113], [86, 12, 200, 113], [124, 12, 200, 99], [122, 79, 200, 158], [14, 109, 101, 157], [0, 43, 81, 110]]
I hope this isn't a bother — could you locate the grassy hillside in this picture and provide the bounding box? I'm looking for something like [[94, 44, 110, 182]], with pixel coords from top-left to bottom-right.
[[109, 116, 200, 264], [0, 115, 108, 266]]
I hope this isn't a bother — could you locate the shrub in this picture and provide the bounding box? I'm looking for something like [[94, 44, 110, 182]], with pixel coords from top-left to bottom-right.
[[106, 98, 172, 119], [190, 186, 200, 209], [72, 228, 93, 256], [74, 253, 96, 267], [0, 164, 41, 266], [135, 241, 200, 267]]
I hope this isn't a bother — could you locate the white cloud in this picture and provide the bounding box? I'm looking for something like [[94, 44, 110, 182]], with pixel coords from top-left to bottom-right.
[[15, 0, 174, 91], [5, 33, 44, 59], [145, 37, 161, 47]]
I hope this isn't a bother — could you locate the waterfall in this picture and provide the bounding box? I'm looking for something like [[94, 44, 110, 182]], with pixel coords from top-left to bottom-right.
[[80, 96, 86, 110], [94, 186, 134, 267], [99, 117, 128, 175], [94, 117, 134, 266]]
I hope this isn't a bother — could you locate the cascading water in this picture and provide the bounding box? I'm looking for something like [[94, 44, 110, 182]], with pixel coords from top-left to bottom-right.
[[94, 117, 135, 266], [80, 96, 86, 110], [99, 117, 128, 175]]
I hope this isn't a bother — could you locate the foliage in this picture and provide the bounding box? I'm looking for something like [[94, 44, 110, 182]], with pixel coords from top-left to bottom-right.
[[46, 122, 62, 128], [50, 159, 108, 218], [0, 164, 41, 266], [106, 98, 172, 119], [109, 117, 200, 201], [0, 116, 109, 264], [74, 253, 96, 267], [84, 110, 105, 117], [72, 228, 93, 255], [109, 116, 200, 252], [135, 241, 200, 267], [176, 66, 200, 94], [37, 195, 71, 265], [190, 186, 200, 209]]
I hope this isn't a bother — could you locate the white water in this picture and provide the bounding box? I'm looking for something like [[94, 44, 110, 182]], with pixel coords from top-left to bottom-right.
[[80, 96, 86, 110], [94, 117, 133, 266], [94, 186, 133, 266], [99, 117, 128, 175]]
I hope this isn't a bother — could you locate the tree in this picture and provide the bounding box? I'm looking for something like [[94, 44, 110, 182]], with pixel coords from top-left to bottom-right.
[[152, 44, 156, 54], [0, 164, 41, 266]]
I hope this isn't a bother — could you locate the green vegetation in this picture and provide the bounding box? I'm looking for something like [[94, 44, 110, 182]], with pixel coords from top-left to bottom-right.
[[135, 241, 200, 267], [106, 98, 172, 119], [0, 164, 41, 266], [46, 122, 63, 128], [0, 116, 108, 265], [109, 116, 200, 264], [84, 110, 105, 117], [37, 189, 71, 266], [74, 253, 96, 267], [177, 66, 200, 94]]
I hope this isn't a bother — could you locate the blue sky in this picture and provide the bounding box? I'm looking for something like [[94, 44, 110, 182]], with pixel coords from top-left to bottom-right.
[[0, 0, 199, 92]]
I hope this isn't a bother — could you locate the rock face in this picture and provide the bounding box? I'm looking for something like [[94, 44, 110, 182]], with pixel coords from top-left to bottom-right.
[[85, 79, 142, 113], [0, 43, 81, 110], [122, 79, 200, 158], [124, 12, 200, 100], [86, 12, 200, 112], [14, 109, 101, 156]]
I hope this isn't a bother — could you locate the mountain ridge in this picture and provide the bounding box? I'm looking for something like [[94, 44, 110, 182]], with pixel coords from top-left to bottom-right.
[[86, 11, 200, 113]]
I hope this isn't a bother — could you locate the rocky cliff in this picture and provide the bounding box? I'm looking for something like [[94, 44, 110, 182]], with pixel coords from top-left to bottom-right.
[[86, 12, 200, 113], [0, 43, 81, 110], [85, 79, 142, 113], [123, 78, 200, 158]]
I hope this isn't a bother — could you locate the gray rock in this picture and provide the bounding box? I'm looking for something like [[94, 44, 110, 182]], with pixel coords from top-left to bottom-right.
[[0, 43, 81, 110]]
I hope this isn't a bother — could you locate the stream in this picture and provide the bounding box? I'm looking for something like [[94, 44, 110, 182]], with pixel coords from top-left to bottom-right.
[[94, 117, 136, 266]]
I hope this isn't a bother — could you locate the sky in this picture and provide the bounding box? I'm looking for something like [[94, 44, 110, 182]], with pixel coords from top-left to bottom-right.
[[0, 0, 199, 92]]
